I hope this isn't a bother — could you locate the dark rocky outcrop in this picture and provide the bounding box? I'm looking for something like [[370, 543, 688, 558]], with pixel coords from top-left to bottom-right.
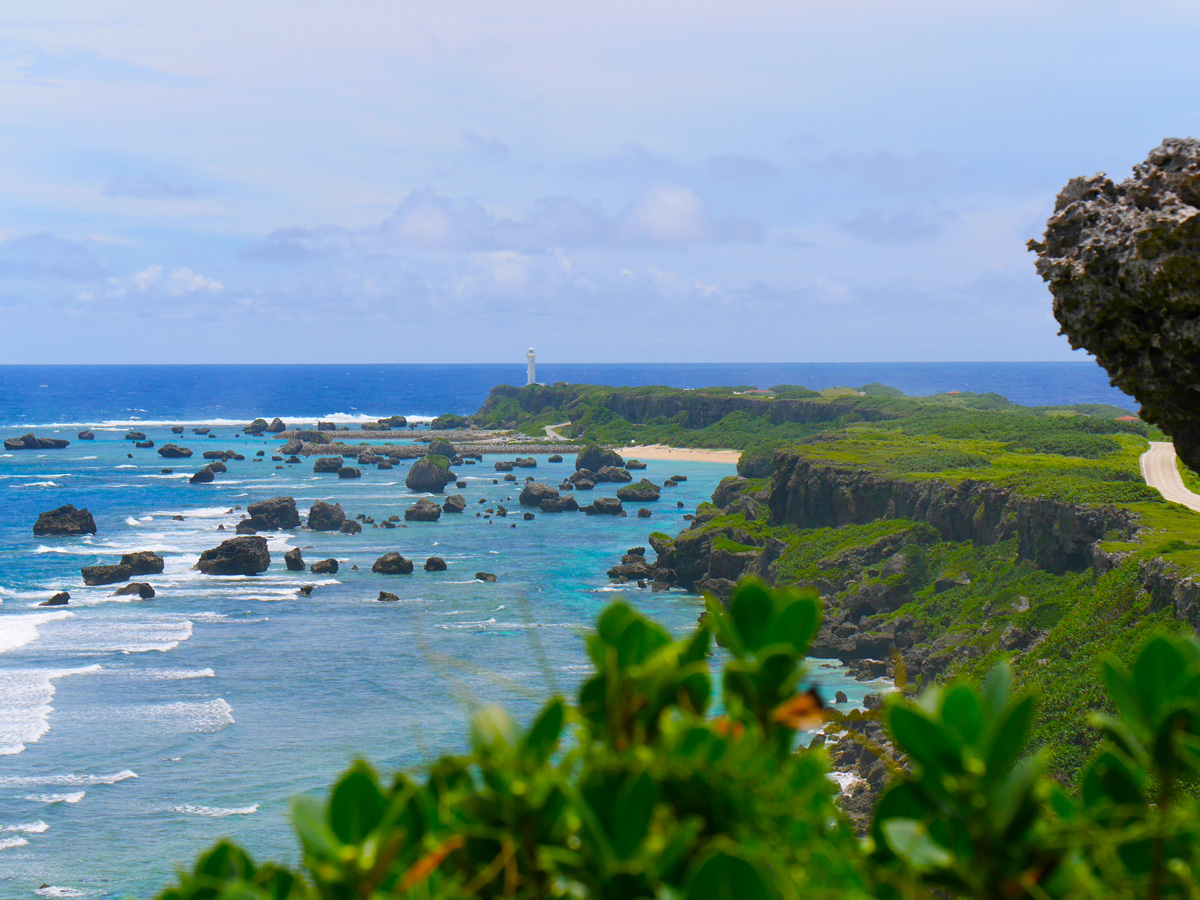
[[195, 536, 271, 575], [373, 552, 414, 575], [1030, 138, 1200, 471], [40, 592, 70, 607], [617, 479, 661, 502], [340, 519, 363, 535], [541, 494, 579, 513], [190, 468, 215, 484], [310, 559, 339, 574], [33, 505, 97, 536], [426, 439, 456, 459], [624, 459, 646, 470], [307, 501, 345, 532], [205, 461, 227, 474], [267, 417, 287, 433], [171, 426, 185, 434], [246, 497, 301, 531], [597, 466, 632, 483], [120, 551, 164, 576], [405, 498, 442, 522], [125, 431, 147, 441], [5, 434, 70, 450], [475, 572, 497, 582], [377, 591, 400, 602], [424, 556, 447, 572], [77, 430, 94, 440], [494, 461, 514, 472], [284, 548, 306, 571], [766, 453, 1135, 575], [406, 456, 455, 493], [82, 565, 131, 586], [313, 457, 343, 473], [518, 482, 560, 507], [135, 440, 154, 449], [513, 457, 537, 468], [158, 444, 193, 458], [443, 494, 467, 513], [235, 519, 257, 534], [585, 497, 624, 516], [576, 444, 623, 472], [280, 438, 303, 455], [112, 582, 155, 599], [338, 467, 361, 479], [548, 454, 563, 463]]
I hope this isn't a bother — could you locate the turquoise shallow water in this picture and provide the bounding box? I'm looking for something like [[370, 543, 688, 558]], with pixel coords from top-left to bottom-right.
[[0, 426, 871, 898]]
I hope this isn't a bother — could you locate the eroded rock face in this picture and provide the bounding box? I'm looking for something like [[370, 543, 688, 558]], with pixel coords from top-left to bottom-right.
[[426, 439, 455, 459], [576, 445, 623, 472], [120, 551, 165, 576], [518, 482, 559, 507], [33, 505, 97, 536], [313, 457, 343, 473], [373, 552, 414, 575], [307, 500, 345, 532], [405, 456, 455, 493], [112, 582, 155, 599], [4, 433, 69, 450], [195, 536, 271, 575], [442, 494, 467, 513], [405, 498, 442, 522], [1030, 138, 1200, 469], [158, 444, 193, 458], [310, 559, 339, 574], [82, 565, 131, 586], [247, 497, 301, 531], [285, 548, 306, 571], [617, 478, 660, 502]]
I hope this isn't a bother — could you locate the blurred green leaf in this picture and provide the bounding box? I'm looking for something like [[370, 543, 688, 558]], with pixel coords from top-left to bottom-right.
[[328, 760, 386, 845], [881, 819, 953, 871]]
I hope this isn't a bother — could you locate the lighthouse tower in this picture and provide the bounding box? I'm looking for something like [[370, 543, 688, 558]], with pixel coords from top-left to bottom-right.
[[526, 348, 536, 386]]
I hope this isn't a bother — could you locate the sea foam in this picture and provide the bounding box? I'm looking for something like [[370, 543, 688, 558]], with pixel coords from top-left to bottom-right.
[[172, 803, 259, 817], [0, 665, 102, 755]]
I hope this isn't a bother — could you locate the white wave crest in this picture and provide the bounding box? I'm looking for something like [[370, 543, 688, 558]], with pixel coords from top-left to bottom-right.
[[0, 836, 29, 850], [34, 887, 99, 898], [148, 698, 234, 732], [2, 820, 48, 834], [0, 769, 137, 787], [24, 791, 85, 805], [0, 665, 102, 755], [172, 803, 259, 817], [0, 611, 73, 654]]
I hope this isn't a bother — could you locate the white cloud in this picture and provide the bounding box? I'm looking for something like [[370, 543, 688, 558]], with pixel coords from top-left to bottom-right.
[[130, 264, 223, 295], [621, 184, 708, 243]]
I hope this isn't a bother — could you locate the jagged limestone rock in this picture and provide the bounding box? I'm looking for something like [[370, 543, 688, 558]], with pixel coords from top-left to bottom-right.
[[1030, 138, 1200, 468]]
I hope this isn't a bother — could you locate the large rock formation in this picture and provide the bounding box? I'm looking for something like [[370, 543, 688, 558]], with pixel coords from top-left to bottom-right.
[[82, 564, 131, 586], [617, 478, 661, 502], [405, 455, 455, 493], [426, 439, 456, 459], [313, 457, 343, 473], [518, 482, 560, 507], [307, 501, 345, 531], [267, 417, 287, 433], [576, 444, 623, 472], [246, 497, 301, 530], [120, 551, 165, 576], [158, 444, 193, 458], [1030, 138, 1200, 470], [284, 548, 306, 571], [112, 582, 155, 599], [4, 434, 69, 450], [443, 494, 467, 513], [33, 504, 97, 536], [195, 536, 271, 575], [373, 552, 414, 575], [597, 465, 633, 484], [404, 498, 442, 522]]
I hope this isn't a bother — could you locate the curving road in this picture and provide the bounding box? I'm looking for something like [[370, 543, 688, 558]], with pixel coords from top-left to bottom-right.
[[1140, 442, 1200, 513]]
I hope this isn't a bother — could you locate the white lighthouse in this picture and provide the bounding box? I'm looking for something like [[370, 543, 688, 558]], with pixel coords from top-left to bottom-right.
[[526, 348, 536, 386]]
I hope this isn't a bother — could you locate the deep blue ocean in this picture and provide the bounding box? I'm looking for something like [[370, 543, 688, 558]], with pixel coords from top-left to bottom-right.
[[0, 362, 1132, 898]]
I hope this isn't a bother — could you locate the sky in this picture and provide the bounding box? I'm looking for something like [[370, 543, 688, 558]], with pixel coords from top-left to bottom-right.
[[0, 1, 1197, 364]]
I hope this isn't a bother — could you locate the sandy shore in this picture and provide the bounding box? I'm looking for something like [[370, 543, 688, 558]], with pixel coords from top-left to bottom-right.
[[622, 444, 741, 464]]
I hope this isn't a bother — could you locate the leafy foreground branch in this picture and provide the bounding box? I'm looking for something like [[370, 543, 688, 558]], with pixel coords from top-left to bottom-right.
[[159, 580, 1200, 900]]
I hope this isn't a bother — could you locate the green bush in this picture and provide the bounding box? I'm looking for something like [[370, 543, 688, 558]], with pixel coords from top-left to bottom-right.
[[156, 579, 1200, 900]]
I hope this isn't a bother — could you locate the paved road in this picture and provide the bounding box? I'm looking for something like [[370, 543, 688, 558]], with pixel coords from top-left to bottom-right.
[[1140, 442, 1200, 513], [543, 422, 571, 442]]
